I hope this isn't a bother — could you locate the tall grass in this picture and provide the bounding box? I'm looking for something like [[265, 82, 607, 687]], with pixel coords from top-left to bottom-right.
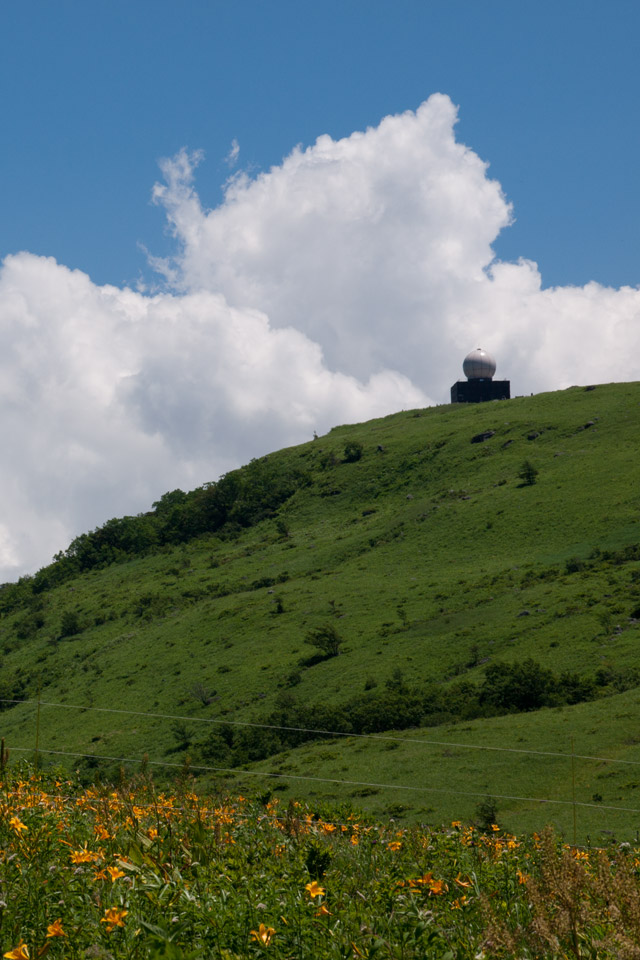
[[3, 767, 640, 957]]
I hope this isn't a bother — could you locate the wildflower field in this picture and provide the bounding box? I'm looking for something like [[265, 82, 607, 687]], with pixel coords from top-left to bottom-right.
[[3, 769, 640, 958]]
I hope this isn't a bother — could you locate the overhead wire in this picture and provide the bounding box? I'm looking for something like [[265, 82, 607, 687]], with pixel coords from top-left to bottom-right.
[[2, 696, 640, 767], [9, 744, 640, 815]]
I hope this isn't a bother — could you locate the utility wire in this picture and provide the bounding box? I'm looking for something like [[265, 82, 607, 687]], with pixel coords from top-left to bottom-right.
[[9, 744, 640, 815], [2, 696, 640, 767]]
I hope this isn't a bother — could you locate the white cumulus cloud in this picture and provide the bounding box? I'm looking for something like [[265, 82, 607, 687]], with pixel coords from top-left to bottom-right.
[[0, 93, 639, 581], [0, 252, 425, 582]]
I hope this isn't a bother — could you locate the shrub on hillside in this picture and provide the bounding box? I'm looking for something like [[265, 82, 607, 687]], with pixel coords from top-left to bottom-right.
[[343, 440, 363, 463], [479, 659, 559, 713], [305, 624, 343, 659], [15, 611, 45, 640], [59, 611, 82, 638], [518, 460, 539, 485]]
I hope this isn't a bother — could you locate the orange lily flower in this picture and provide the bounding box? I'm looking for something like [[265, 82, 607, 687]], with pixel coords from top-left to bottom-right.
[[454, 873, 472, 888], [101, 907, 128, 932], [250, 923, 275, 945], [46, 919, 66, 938], [305, 881, 325, 898], [3, 942, 29, 959]]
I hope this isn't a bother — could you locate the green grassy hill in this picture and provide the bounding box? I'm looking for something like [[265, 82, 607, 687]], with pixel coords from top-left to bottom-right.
[[2, 381, 640, 840]]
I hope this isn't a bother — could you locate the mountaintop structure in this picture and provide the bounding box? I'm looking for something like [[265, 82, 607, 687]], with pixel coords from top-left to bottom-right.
[[450, 347, 510, 403]]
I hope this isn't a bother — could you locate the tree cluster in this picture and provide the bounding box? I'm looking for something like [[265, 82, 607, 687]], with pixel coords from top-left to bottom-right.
[[192, 658, 606, 768], [0, 458, 309, 613]]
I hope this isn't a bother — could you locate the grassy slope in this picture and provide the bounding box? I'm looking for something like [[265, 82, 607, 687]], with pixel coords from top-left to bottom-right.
[[2, 381, 640, 839]]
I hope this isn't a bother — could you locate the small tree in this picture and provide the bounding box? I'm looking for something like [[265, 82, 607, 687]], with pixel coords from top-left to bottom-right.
[[188, 682, 216, 706], [518, 460, 538, 486], [305, 624, 343, 658], [475, 796, 499, 832], [343, 440, 363, 463], [170, 721, 193, 751], [59, 610, 81, 638]]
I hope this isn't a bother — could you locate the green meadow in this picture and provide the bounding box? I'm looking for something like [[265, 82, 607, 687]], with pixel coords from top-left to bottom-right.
[[2, 381, 640, 841], [6, 770, 640, 959]]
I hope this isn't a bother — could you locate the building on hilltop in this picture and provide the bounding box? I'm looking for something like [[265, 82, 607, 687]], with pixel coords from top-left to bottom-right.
[[450, 348, 510, 403]]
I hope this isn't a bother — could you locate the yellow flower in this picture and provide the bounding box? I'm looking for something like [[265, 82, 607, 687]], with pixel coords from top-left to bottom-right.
[[46, 919, 66, 938], [322, 823, 336, 833], [8, 816, 27, 834], [491, 824, 500, 832], [70, 846, 98, 864], [388, 841, 402, 851], [516, 869, 529, 885], [305, 881, 325, 898], [250, 923, 275, 945], [3, 941, 29, 959], [451, 820, 462, 828], [315, 903, 332, 917], [101, 907, 128, 932], [107, 866, 126, 882]]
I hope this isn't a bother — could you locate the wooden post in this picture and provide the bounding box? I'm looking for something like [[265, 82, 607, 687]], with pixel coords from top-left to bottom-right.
[[34, 676, 42, 771], [571, 735, 577, 847]]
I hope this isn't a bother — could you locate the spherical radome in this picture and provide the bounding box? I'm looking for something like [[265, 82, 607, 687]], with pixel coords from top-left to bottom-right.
[[463, 348, 496, 380]]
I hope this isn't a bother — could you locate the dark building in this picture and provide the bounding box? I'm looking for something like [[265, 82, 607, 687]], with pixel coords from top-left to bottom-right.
[[450, 348, 510, 403]]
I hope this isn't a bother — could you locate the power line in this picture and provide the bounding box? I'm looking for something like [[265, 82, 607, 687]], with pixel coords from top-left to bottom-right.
[[9, 744, 640, 815], [3, 696, 640, 768]]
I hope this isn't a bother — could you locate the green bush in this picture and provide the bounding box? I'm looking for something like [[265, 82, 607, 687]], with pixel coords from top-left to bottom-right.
[[518, 460, 538, 485], [305, 624, 343, 658], [59, 611, 81, 638], [343, 440, 363, 463]]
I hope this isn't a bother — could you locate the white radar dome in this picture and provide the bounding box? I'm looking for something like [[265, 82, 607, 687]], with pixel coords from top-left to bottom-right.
[[463, 348, 496, 380]]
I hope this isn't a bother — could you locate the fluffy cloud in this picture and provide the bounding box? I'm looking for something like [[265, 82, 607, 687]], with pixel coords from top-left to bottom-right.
[[0, 252, 425, 581], [1, 93, 639, 580], [153, 95, 513, 387], [154, 94, 640, 397]]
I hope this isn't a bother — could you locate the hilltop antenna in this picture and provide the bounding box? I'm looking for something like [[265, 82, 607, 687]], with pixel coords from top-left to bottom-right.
[[450, 348, 511, 403]]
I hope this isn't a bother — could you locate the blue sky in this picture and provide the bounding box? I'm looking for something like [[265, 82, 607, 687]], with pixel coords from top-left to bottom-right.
[[2, 0, 638, 290], [1, 0, 640, 580]]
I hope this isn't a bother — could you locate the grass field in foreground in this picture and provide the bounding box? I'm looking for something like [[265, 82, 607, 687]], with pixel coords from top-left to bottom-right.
[[3, 769, 640, 959]]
